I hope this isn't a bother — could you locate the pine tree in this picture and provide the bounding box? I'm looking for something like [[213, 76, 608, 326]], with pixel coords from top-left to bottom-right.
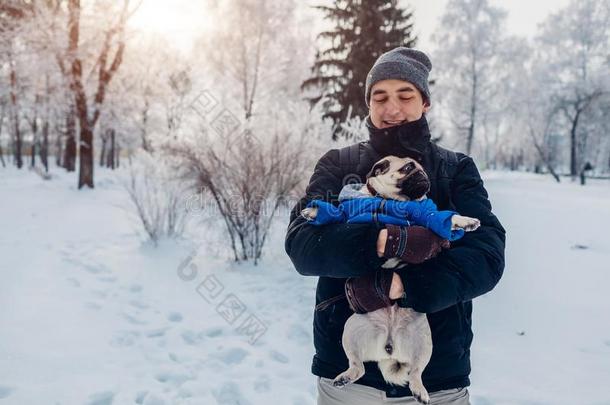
[[302, 0, 417, 138]]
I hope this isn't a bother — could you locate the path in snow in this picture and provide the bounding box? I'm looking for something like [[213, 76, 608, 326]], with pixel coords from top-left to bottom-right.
[[1, 167, 610, 404]]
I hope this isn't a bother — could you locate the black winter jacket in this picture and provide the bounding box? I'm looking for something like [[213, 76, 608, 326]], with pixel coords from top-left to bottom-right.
[[284, 116, 506, 398]]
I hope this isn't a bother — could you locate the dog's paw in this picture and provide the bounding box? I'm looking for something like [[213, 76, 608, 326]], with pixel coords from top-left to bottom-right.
[[332, 375, 352, 388], [300, 207, 318, 221], [408, 377, 430, 404], [413, 392, 430, 404], [451, 215, 480, 232]]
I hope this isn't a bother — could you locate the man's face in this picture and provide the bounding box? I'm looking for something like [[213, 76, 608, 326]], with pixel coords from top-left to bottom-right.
[[369, 79, 430, 129]]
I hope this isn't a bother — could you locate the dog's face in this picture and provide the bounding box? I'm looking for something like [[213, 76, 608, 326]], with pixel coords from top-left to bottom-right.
[[366, 156, 430, 201]]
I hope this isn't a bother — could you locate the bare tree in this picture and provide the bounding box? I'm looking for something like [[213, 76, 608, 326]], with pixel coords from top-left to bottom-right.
[[59, 0, 134, 188], [536, 0, 610, 179], [0, 99, 6, 168], [432, 0, 508, 156], [168, 101, 325, 264], [7, 47, 23, 169], [121, 151, 189, 245]]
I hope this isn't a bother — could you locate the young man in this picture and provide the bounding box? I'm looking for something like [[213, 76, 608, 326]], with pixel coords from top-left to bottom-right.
[[285, 47, 506, 404]]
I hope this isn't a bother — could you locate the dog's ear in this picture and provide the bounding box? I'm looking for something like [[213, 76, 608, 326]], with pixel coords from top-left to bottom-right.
[[366, 159, 390, 179]]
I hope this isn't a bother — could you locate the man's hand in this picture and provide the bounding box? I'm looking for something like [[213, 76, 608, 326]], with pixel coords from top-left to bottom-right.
[[345, 270, 393, 313], [377, 229, 388, 257], [389, 272, 404, 299], [381, 225, 450, 264]]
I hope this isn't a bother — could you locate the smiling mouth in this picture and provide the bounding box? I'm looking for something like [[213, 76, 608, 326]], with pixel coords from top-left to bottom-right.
[[382, 119, 408, 127]]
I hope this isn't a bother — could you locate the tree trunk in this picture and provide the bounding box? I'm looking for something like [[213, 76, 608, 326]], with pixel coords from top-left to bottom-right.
[[466, 59, 477, 156], [140, 100, 152, 152], [55, 126, 63, 168], [63, 106, 76, 171], [106, 129, 115, 169], [9, 59, 22, 169], [115, 141, 120, 167], [41, 120, 49, 172], [30, 116, 38, 168], [78, 122, 94, 189], [99, 131, 107, 166], [569, 108, 582, 179], [0, 106, 6, 168], [31, 140, 36, 167], [66, 0, 128, 188]]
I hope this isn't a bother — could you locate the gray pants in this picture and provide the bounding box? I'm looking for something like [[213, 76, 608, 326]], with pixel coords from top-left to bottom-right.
[[317, 377, 471, 405]]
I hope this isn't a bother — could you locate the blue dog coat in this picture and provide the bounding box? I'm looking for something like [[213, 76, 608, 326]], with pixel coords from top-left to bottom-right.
[[305, 183, 464, 241]]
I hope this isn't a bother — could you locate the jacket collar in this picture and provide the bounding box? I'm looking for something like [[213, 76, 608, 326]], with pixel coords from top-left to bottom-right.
[[366, 114, 432, 160]]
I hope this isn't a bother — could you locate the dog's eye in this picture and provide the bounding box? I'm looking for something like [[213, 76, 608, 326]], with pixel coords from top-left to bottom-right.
[[400, 162, 416, 173]]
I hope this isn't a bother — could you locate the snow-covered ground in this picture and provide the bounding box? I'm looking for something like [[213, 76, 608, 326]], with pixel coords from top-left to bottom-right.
[[1, 166, 609, 405]]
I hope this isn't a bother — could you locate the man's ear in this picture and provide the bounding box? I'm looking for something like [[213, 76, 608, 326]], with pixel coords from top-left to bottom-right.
[[423, 101, 431, 113]]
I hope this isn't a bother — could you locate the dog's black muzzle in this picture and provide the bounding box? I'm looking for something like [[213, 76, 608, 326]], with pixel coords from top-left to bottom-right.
[[400, 169, 431, 200]]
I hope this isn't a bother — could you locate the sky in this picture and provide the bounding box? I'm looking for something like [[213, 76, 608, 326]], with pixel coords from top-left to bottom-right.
[[410, 0, 571, 53], [128, 0, 572, 53]]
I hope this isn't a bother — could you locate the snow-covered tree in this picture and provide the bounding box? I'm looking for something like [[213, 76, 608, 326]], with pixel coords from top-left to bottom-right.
[[303, 0, 417, 138], [534, 0, 610, 178], [431, 0, 510, 159]]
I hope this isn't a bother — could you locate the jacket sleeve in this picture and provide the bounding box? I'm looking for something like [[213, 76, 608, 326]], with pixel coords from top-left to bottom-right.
[[397, 156, 506, 313], [284, 149, 385, 278]]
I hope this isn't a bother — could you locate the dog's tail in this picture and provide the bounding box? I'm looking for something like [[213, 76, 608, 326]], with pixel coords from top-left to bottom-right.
[[377, 359, 409, 386]]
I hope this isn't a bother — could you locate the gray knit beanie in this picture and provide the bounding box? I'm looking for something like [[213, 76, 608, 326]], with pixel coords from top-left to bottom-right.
[[365, 47, 432, 106]]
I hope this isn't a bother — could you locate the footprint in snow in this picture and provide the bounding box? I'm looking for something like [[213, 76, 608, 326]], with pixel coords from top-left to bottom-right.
[[269, 350, 290, 364], [135, 390, 148, 404], [205, 328, 223, 338], [84, 302, 102, 310], [180, 330, 206, 346], [216, 347, 249, 365], [97, 275, 117, 283], [141, 392, 168, 405], [129, 300, 150, 310], [110, 330, 140, 347], [253, 375, 271, 393], [154, 371, 192, 386], [66, 277, 81, 287], [122, 312, 148, 325], [213, 382, 252, 405], [287, 324, 310, 344], [129, 284, 143, 293], [86, 390, 115, 405], [0, 385, 15, 399], [146, 327, 170, 338], [63, 257, 110, 274], [91, 289, 108, 299], [167, 312, 183, 322]]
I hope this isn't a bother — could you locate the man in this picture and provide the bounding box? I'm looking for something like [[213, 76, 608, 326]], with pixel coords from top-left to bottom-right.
[[285, 47, 506, 404]]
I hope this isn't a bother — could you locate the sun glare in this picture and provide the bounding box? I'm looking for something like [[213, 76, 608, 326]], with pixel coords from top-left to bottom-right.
[[129, 0, 215, 50]]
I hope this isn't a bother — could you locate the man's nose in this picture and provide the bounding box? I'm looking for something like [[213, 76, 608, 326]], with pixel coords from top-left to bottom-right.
[[385, 98, 402, 117]]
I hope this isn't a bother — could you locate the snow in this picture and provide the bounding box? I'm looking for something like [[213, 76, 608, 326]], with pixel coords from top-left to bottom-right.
[[1, 166, 610, 404]]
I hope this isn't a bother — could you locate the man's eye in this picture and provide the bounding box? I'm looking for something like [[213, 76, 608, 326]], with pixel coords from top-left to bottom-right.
[[374, 98, 387, 103], [400, 97, 414, 102]]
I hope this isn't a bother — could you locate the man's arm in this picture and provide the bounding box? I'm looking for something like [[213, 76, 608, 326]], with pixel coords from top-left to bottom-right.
[[396, 156, 506, 313], [285, 149, 385, 278]]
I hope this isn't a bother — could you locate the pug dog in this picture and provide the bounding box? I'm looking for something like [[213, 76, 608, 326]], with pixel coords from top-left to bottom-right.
[[301, 155, 480, 232], [301, 156, 481, 404]]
